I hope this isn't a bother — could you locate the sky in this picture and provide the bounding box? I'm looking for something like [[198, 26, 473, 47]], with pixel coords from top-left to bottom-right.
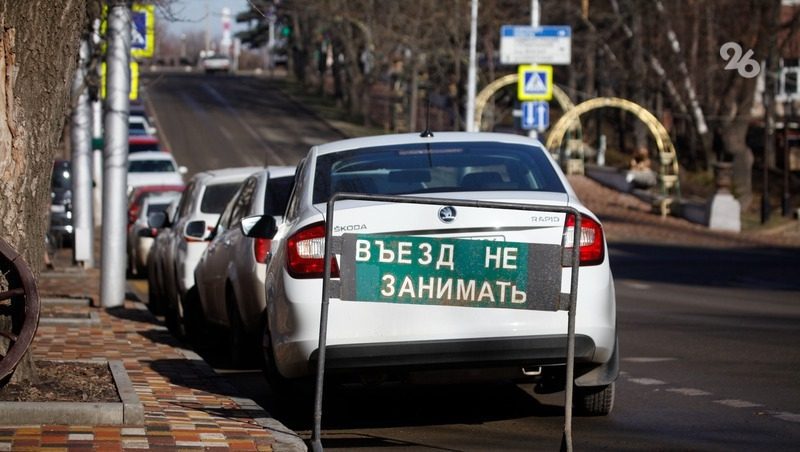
[[157, 0, 250, 37]]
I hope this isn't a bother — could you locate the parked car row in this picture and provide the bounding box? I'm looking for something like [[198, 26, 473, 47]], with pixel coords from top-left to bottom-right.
[[124, 105, 187, 277], [142, 131, 618, 416]]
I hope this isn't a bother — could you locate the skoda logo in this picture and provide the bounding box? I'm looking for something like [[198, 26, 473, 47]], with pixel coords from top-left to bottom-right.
[[438, 206, 457, 223]]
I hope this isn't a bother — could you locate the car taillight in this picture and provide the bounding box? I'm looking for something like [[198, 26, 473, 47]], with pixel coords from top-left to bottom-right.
[[563, 214, 605, 266], [128, 205, 139, 225], [286, 222, 339, 278], [254, 238, 271, 264]]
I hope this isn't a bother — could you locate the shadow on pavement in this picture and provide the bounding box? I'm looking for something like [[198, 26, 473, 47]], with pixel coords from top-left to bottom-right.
[[105, 305, 164, 327], [278, 381, 564, 431], [609, 242, 800, 291]]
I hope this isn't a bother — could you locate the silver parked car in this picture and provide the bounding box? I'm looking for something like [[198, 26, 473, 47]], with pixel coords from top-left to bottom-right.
[[150, 166, 261, 335], [192, 166, 295, 366], [127, 191, 182, 277]]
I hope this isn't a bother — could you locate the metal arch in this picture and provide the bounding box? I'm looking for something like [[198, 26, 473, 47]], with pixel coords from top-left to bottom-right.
[[545, 97, 680, 192], [473, 74, 578, 132]]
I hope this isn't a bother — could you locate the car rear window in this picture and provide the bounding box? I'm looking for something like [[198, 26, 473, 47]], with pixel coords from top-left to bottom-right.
[[264, 175, 294, 216], [200, 182, 241, 214], [312, 141, 565, 204], [129, 160, 176, 173], [129, 142, 160, 152], [146, 202, 172, 215]]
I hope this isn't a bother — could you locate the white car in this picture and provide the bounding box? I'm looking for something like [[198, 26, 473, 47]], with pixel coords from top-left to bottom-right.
[[200, 54, 230, 74], [154, 166, 261, 336], [127, 191, 181, 277], [192, 166, 296, 365], [128, 152, 187, 193], [129, 114, 157, 136], [258, 132, 618, 415]]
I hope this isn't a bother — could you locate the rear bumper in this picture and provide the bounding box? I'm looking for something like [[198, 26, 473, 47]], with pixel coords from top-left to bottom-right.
[[309, 334, 596, 373]]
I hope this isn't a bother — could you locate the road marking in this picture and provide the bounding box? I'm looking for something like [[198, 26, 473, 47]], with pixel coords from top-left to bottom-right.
[[219, 124, 233, 141], [628, 377, 666, 386], [621, 280, 652, 290], [714, 399, 763, 409], [624, 357, 677, 363], [201, 82, 287, 166], [767, 411, 800, 423], [628, 373, 799, 425], [666, 388, 712, 397]]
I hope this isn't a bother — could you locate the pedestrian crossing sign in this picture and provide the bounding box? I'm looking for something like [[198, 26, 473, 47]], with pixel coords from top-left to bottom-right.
[[518, 65, 553, 101]]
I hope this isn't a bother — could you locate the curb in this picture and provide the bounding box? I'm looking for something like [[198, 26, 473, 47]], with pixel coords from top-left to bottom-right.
[[38, 310, 100, 327], [41, 296, 94, 307], [179, 348, 308, 452], [0, 360, 144, 426]]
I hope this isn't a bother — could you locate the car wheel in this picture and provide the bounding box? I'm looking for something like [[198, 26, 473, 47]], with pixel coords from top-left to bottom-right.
[[135, 255, 147, 278], [183, 286, 205, 343], [164, 288, 186, 338], [574, 382, 615, 416], [226, 286, 255, 368], [260, 319, 312, 412], [147, 275, 162, 315]]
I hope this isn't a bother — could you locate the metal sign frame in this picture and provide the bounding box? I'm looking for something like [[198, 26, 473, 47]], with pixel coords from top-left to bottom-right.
[[310, 192, 583, 451]]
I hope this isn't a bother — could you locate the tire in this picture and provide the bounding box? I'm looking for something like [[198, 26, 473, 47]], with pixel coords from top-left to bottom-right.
[[574, 382, 615, 416], [260, 319, 313, 412], [164, 287, 186, 338], [147, 275, 162, 315], [183, 286, 205, 343], [226, 286, 256, 368]]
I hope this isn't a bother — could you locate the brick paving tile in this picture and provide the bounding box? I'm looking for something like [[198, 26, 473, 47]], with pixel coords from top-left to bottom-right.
[[0, 262, 285, 451]]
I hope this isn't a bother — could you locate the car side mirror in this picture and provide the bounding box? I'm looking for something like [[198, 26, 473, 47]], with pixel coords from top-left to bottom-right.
[[184, 220, 206, 240], [147, 211, 167, 229], [179, 166, 188, 175], [240, 214, 277, 239]]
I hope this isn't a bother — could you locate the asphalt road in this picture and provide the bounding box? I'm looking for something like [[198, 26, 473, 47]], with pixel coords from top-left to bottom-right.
[[142, 72, 344, 174], [141, 72, 800, 451]]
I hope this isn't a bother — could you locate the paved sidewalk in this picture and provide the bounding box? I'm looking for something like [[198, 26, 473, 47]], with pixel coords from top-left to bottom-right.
[[1, 265, 304, 451]]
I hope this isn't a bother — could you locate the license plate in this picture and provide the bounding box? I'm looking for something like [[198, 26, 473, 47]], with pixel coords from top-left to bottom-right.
[[339, 234, 564, 311]]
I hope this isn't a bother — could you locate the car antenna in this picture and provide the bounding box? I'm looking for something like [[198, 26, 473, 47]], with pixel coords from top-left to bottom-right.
[[420, 95, 434, 138]]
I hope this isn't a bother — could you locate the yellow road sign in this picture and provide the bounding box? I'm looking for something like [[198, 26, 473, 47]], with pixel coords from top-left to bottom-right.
[[518, 65, 553, 101]]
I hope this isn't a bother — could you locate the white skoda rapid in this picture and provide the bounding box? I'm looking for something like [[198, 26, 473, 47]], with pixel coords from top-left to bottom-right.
[[257, 132, 617, 415]]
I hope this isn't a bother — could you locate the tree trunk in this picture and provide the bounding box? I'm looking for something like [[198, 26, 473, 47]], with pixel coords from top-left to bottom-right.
[[720, 118, 755, 209], [0, 1, 95, 383]]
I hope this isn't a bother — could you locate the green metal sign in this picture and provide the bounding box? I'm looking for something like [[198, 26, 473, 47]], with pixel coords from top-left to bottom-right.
[[339, 234, 563, 311]]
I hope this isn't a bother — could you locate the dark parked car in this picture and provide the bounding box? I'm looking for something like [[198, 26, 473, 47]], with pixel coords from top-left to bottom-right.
[[49, 159, 73, 247]]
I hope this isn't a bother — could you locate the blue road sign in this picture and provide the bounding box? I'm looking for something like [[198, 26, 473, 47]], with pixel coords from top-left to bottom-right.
[[521, 101, 549, 131], [130, 4, 154, 58]]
